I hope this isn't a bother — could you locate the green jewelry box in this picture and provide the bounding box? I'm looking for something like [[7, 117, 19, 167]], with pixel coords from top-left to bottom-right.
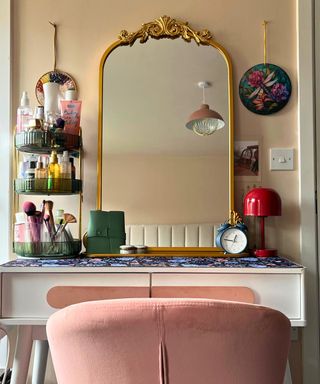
[[86, 210, 125, 254]]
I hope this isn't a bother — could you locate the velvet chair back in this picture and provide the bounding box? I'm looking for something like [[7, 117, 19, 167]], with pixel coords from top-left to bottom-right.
[[47, 298, 290, 384]]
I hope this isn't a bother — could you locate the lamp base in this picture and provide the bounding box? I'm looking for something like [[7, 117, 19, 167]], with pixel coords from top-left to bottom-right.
[[254, 249, 278, 257]]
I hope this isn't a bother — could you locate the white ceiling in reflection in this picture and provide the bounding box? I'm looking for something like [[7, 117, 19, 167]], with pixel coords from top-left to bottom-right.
[[103, 38, 229, 156]]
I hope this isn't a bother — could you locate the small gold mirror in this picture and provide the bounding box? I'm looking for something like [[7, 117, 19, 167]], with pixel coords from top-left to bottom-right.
[[97, 16, 237, 254]]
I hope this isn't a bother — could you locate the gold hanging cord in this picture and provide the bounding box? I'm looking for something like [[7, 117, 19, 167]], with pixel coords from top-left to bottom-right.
[[49, 21, 57, 70], [262, 20, 269, 65]]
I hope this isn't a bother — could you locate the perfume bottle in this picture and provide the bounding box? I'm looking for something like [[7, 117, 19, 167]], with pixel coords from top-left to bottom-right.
[[35, 157, 47, 179], [35, 156, 47, 192], [70, 157, 76, 179], [60, 151, 72, 179]]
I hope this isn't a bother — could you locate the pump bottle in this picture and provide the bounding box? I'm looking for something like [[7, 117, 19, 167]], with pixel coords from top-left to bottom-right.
[[48, 150, 60, 191], [17, 91, 33, 133]]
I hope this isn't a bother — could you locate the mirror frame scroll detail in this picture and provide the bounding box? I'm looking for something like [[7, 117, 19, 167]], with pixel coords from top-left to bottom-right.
[[97, 16, 240, 253]]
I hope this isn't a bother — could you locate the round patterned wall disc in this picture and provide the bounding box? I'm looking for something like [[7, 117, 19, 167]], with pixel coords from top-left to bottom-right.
[[239, 63, 291, 115], [35, 70, 77, 105]]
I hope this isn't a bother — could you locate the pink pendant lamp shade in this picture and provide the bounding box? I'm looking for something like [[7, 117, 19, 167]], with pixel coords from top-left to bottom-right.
[[186, 82, 225, 136], [244, 188, 281, 257], [186, 104, 225, 136]]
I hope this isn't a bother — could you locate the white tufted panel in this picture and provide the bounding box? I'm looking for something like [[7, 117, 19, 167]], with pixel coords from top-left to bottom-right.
[[125, 224, 220, 247]]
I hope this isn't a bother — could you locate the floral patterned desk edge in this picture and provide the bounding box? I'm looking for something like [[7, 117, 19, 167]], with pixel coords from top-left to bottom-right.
[[1, 256, 302, 269]]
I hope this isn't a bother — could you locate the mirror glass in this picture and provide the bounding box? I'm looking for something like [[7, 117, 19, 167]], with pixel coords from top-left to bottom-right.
[[101, 37, 229, 225]]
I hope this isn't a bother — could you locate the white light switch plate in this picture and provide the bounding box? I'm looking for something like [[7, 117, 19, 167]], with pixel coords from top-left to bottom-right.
[[270, 148, 294, 170]]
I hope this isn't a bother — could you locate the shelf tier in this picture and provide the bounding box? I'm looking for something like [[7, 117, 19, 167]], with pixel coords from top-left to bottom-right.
[[15, 131, 81, 154], [13, 240, 82, 258], [14, 178, 82, 195]]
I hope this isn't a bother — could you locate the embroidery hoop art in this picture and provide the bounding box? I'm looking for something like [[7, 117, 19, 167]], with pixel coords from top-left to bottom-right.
[[35, 22, 77, 105], [239, 63, 291, 115], [35, 70, 77, 105]]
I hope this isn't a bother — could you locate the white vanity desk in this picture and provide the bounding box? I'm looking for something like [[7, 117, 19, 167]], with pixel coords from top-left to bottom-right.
[[0, 256, 305, 384]]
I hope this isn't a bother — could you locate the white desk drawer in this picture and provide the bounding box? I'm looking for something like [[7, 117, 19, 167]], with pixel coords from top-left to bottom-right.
[[2, 273, 150, 318], [151, 273, 304, 325]]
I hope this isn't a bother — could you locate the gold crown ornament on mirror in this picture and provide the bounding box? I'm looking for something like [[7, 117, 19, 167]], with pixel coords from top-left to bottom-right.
[[118, 15, 213, 46]]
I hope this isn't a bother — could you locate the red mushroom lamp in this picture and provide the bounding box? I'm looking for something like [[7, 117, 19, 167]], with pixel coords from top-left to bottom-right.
[[243, 187, 282, 257]]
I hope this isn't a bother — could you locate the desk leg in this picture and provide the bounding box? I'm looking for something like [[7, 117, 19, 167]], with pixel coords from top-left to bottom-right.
[[0, 325, 16, 370], [32, 340, 49, 384], [284, 359, 292, 384], [6, 326, 17, 370], [11, 325, 33, 384]]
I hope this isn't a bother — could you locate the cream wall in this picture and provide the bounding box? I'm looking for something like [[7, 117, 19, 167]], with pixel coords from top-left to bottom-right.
[[103, 154, 229, 224], [13, 0, 298, 260]]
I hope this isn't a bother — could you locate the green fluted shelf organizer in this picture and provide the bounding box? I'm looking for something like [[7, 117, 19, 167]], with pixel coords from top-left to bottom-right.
[[14, 178, 82, 195], [15, 131, 81, 154]]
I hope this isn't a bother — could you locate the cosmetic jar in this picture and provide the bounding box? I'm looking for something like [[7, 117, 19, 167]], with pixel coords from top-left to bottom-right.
[[135, 245, 148, 254], [65, 89, 78, 101], [120, 245, 137, 254], [28, 118, 42, 131]]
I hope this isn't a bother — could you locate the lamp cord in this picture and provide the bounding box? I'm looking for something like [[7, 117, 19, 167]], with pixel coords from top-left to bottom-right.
[[202, 86, 206, 104]]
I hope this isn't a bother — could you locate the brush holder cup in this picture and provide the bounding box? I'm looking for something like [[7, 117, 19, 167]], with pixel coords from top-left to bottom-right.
[[13, 240, 82, 258], [13, 222, 81, 258]]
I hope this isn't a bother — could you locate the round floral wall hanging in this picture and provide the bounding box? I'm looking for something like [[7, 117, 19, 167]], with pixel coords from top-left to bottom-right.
[[239, 63, 291, 115]]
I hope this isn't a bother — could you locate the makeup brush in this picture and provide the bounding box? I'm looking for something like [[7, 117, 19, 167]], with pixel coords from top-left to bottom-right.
[[63, 213, 77, 224], [44, 201, 55, 231], [54, 213, 77, 239], [22, 201, 39, 242], [43, 214, 54, 241], [22, 201, 36, 216], [39, 200, 46, 224]]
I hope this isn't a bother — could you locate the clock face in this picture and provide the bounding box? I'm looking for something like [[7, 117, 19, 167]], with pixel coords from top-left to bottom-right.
[[220, 227, 247, 254]]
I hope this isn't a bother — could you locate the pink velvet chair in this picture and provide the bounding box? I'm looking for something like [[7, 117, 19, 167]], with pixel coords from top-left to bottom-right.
[[47, 298, 290, 384]]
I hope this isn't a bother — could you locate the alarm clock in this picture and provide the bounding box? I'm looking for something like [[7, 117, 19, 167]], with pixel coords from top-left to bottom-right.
[[216, 225, 248, 254]]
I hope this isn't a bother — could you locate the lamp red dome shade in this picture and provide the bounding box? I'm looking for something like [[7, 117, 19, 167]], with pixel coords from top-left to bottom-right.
[[243, 188, 281, 257]]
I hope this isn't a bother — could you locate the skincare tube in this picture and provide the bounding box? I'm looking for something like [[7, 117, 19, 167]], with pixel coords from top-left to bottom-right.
[[60, 100, 82, 135], [24, 222, 32, 243], [14, 213, 26, 243], [14, 223, 25, 242]]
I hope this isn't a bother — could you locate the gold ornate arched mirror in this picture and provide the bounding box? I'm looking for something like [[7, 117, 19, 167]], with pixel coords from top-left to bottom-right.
[[97, 16, 238, 253]]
